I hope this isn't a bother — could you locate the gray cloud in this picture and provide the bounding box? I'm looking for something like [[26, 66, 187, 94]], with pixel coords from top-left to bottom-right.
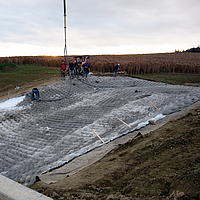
[[0, 0, 62, 45], [68, 0, 200, 47], [0, 0, 199, 56]]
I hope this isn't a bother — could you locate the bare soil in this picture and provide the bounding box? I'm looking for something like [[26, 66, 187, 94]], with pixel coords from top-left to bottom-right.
[[30, 104, 200, 199], [0, 75, 61, 102]]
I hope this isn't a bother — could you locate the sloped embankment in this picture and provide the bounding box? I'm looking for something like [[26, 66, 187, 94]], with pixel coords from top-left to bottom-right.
[[31, 105, 200, 199]]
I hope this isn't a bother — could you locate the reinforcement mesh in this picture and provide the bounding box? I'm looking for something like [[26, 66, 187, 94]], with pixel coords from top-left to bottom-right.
[[0, 76, 200, 186]]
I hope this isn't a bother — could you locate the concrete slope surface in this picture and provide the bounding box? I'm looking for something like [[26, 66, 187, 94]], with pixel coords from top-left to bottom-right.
[[0, 76, 200, 186]]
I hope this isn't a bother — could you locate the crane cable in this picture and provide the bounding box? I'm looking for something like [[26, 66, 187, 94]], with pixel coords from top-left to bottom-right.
[[40, 0, 71, 102], [63, 0, 68, 66]]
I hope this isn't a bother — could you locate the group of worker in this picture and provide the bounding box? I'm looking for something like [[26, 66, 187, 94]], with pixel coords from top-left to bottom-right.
[[31, 62, 120, 101], [60, 61, 120, 80], [60, 60, 90, 81]]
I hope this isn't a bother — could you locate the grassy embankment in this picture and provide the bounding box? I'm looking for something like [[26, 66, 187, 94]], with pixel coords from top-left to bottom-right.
[[130, 73, 200, 86], [0, 63, 59, 101]]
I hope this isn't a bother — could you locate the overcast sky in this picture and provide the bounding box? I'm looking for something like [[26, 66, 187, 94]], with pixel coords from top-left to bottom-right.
[[0, 0, 199, 57]]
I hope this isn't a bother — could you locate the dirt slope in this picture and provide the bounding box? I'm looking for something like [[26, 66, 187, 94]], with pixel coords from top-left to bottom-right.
[[0, 76, 60, 102], [30, 105, 200, 199]]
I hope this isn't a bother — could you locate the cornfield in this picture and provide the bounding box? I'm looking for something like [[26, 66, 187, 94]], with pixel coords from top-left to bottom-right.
[[0, 52, 200, 74]]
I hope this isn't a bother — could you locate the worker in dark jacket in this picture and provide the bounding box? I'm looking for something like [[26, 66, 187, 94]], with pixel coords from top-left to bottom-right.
[[82, 60, 90, 78], [113, 64, 120, 77], [69, 61, 75, 79], [31, 88, 39, 101], [73, 60, 80, 78]]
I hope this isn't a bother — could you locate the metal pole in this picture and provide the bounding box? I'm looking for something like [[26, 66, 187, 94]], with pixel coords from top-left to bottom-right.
[[63, 0, 68, 66]]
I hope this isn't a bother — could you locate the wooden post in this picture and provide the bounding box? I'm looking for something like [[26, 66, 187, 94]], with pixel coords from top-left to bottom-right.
[[8, 92, 9, 99], [115, 117, 131, 128], [150, 101, 161, 112], [92, 129, 104, 143]]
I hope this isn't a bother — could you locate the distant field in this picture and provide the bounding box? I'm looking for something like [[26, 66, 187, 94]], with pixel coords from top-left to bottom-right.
[[0, 64, 200, 93], [0, 53, 200, 93], [90, 53, 200, 74], [1, 52, 200, 75]]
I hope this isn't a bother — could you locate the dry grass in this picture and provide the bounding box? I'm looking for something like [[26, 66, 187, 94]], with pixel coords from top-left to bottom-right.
[[1, 52, 200, 74]]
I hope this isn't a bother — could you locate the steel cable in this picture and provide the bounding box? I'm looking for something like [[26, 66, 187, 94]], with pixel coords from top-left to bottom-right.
[[37, 75, 135, 102], [39, 75, 72, 102]]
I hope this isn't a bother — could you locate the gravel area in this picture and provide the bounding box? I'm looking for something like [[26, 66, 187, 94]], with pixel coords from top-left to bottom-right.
[[0, 76, 200, 186]]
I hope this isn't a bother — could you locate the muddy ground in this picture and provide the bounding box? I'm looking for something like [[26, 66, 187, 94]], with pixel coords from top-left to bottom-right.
[[30, 103, 200, 199]]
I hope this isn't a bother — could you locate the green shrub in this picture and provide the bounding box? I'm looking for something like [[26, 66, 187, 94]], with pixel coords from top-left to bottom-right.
[[0, 63, 17, 72]]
